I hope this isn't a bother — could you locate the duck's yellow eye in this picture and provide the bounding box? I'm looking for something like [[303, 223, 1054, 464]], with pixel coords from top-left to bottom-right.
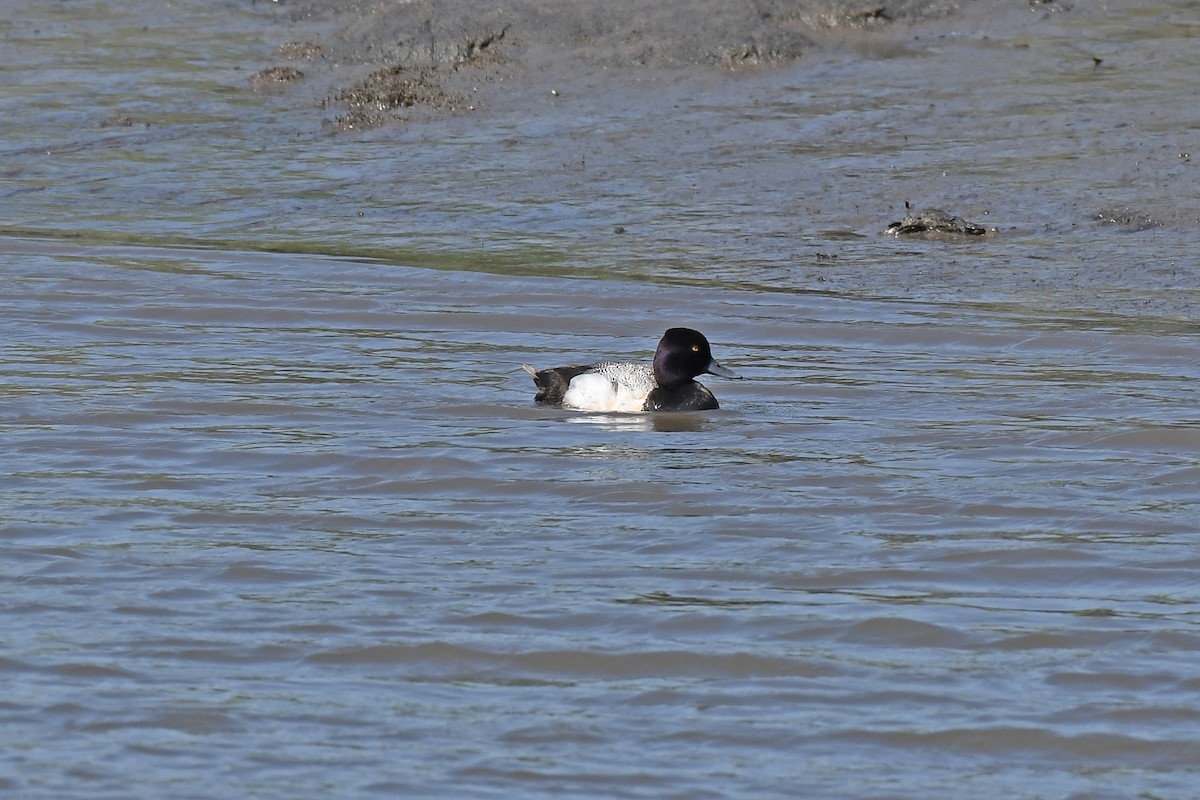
[[691, 345, 700, 352]]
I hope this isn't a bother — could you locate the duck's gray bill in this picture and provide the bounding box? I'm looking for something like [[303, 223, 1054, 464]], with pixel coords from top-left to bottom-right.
[[706, 359, 741, 379]]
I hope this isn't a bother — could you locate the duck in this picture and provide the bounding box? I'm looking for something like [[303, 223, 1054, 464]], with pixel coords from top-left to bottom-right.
[[523, 328, 740, 412]]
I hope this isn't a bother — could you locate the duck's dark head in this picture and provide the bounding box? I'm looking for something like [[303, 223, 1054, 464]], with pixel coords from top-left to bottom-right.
[[652, 328, 740, 389]]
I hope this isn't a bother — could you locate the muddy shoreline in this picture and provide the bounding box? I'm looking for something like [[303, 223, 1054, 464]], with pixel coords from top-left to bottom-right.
[[255, 0, 1198, 232], [262, 0, 964, 130], [240, 0, 1200, 319], [4, 0, 1194, 320]]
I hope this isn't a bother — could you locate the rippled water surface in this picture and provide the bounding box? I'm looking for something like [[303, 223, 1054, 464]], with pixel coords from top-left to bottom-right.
[[3, 2, 1200, 799]]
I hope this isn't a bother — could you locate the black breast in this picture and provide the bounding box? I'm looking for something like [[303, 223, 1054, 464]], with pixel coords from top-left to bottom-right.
[[643, 381, 719, 411]]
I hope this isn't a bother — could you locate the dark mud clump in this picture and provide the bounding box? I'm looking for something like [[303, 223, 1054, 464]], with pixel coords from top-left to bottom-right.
[[331, 64, 468, 131], [249, 65, 306, 92], [99, 113, 137, 128], [887, 205, 994, 239]]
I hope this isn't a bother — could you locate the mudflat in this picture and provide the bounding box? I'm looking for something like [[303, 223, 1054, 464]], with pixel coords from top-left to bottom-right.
[[267, 0, 965, 129], [247, 0, 1198, 317]]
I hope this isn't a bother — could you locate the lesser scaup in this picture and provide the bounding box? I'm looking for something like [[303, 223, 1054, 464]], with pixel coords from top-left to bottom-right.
[[523, 328, 740, 412]]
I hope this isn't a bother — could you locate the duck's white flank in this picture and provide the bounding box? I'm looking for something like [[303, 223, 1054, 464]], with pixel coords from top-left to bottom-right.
[[561, 362, 656, 412]]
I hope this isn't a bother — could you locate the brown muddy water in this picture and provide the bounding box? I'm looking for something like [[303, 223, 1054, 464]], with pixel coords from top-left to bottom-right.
[[3, 2, 1200, 799]]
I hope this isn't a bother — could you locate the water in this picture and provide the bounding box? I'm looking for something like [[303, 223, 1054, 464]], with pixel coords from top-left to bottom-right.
[[3, 2, 1200, 798]]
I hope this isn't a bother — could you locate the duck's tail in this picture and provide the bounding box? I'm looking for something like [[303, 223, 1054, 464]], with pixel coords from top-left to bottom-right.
[[523, 363, 592, 405]]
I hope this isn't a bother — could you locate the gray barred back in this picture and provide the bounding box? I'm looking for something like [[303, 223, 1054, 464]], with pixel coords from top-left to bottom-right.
[[589, 361, 657, 395]]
